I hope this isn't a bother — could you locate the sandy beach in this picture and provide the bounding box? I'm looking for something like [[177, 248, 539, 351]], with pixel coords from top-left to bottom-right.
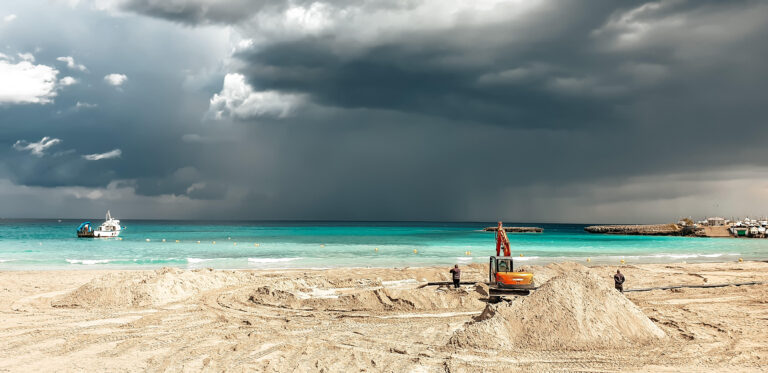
[[2, 261, 768, 372]]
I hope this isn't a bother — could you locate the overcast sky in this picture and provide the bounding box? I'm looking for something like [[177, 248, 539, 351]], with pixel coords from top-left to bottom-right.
[[1, 0, 767, 223]]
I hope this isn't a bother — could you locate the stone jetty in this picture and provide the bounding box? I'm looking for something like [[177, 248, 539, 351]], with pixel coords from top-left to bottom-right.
[[584, 224, 684, 236]]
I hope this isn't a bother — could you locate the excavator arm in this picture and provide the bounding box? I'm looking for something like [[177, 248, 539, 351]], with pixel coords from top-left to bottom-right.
[[495, 221, 511, 257]]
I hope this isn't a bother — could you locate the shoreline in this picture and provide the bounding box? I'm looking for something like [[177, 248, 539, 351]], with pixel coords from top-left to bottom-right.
[[1, 254, 763, 271]]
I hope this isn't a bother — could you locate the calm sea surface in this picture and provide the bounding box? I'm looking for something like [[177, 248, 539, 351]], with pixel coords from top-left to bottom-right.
[[1, 220, 767, 270]]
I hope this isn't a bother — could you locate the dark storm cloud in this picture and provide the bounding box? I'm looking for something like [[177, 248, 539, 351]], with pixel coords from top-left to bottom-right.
[[118, 0, 417, 25], [229, 0, 768, 132], [2, 0, 768, 222], [120, 0, 274, 24], [215, 0, 768, 178], [210, 0, 768, 221]]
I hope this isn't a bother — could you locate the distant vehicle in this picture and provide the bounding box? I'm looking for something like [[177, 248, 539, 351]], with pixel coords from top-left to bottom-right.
[[77, 221, 94, 238], [93, 210, 122, 238]]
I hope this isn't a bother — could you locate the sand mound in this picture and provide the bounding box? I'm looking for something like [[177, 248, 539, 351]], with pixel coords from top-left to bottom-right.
[[518, 262, 591, 285], [249, 286, 485, 312], [53, 268, 254, 308], [449, 268, 665, 350]]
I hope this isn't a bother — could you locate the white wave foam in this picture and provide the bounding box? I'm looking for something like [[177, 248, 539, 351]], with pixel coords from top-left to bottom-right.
[[512, 256, 540, 261], [701, 253, 738, 258], [0, 259, 15, 263], [187, 258, 211, 263], [455, 257, 473, 262], [649, 253, 739, 260], [66, 259, 111, 265], [247, 257, 302, 263]]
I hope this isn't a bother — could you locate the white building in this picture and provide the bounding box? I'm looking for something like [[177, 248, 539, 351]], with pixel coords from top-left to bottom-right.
[[707, 217, 725, 226]]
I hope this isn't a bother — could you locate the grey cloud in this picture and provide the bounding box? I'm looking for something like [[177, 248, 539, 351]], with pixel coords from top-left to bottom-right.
[[185, 181, 229, 200], [116, 0, 393, 25], [120, 0, 277, 24], [3, 0, 768, 222], [229, 0, 767, 131], [133, 167, 229, 200]]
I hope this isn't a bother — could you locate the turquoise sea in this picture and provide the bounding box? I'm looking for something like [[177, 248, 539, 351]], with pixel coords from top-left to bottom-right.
[[1, 220, 767, 270]]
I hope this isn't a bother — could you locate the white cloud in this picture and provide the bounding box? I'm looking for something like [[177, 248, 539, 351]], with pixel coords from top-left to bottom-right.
[[186, 182, 206, 195], [56, 56, 88, 72], [592, 1, 768, 60], [12, 137, 62, 157], [82, 148, 122, 160], [59, 76, 78, 86], [208, 73, 304, 120], [103, 73, 127, 86], [235, 0, 543, 51], [17, 52, 35, 62], [75, 101, 98, 109], [0, 59, 59, 104], [3, 14, 17, 23]]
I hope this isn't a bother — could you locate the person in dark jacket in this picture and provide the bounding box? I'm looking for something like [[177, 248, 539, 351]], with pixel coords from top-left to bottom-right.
[[614, 269, 625, 292], [449, 264, 461, 288]]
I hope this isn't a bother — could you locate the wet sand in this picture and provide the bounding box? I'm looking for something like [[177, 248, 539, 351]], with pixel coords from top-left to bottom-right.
[[1, 261, 768, 372]]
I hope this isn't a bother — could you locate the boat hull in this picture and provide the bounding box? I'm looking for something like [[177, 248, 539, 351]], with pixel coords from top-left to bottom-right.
[[94, 230, 120, 238]]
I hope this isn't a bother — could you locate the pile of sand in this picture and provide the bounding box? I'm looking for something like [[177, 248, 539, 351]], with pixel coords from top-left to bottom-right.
[[449, 267, 666, 350], [53, 268, 255, 308], [249, 286, 485, 312], [517, 262, 591, 286]]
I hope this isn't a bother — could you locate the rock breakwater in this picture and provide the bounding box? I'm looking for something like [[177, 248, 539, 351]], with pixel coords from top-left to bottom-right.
[[584, 224, 684, 236]]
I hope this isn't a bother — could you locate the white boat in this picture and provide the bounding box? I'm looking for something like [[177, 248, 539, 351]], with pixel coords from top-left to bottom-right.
[[93, 210, 122, 238]]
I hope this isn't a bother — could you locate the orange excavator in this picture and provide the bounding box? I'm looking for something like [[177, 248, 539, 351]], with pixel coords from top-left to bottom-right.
[[489, 221, 535, 296]]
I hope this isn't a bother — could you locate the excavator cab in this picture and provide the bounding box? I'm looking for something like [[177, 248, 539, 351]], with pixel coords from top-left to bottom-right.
[[489, 256, 534, 290]]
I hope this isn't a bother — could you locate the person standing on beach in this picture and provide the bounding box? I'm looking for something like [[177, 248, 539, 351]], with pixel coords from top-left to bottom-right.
[[449, 264, 461, 288], [614, 269, 625, 292]]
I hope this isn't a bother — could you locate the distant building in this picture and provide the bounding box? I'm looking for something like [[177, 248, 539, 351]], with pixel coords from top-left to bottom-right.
[[707, 217, 725, 226]]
